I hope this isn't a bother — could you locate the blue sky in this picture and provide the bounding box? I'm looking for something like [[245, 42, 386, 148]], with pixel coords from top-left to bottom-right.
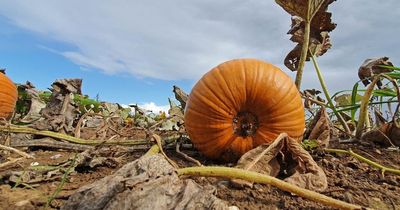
[[0, 15, 193, 108], [0, 1, 399, 111]]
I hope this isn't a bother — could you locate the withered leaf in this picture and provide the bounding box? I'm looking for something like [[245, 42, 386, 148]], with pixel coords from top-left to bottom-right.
[[303, 89, 324, 108], [374, 109, 387, 127], [173, 85, 188, 110], [362, 121, 400, 147], [63, 154, 229, 210], [358, 57, 394, 88], [284, 139, 327, 191], [284, 43, 304, 71], [304, 107, 331, 148], [275, 0, 331, 21], [334, 93, 363, 107], [278, 0, 336, 71], [232, 133, 327, 192], [32, 79, 82, 134]]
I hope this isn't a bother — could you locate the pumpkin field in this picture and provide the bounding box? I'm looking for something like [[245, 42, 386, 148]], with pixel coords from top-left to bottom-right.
[[1, 1, 400, 210]]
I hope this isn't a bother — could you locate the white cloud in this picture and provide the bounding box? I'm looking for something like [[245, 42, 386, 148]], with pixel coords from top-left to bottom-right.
[[0, 1, 399, 93], [138, 102, 169, 114], [0, 0, 290, 80]]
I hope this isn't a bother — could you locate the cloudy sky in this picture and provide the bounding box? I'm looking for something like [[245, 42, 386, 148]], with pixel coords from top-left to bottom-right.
[[0, 1, 398, 111]]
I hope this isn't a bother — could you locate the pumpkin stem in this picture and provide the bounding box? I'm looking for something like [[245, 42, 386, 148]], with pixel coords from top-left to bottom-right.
[[233, 112, 258, 136]]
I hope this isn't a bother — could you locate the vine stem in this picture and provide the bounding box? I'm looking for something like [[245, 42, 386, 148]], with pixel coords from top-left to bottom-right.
[[324, 148, 400, 176], [310, 54, 351, 134], [0, 125, 179, 146], [355, 74, 400, 139], [355, 77, 379, 138], [294, 13, 311, 89], [177, 166, 363, 210], [144, 144, 363, 209], [46, 154, 77, 208]]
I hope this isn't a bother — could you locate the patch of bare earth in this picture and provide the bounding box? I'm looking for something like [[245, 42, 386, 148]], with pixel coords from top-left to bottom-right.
[[0, 138, 399, 209]]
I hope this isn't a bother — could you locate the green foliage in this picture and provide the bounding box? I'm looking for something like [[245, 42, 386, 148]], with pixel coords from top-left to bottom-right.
[[73, 94, 101, 113], [351, 83, 360, 121], [301, 139, 319, 151], [39, 91, 52, 103], [16, 89, 30, 115]]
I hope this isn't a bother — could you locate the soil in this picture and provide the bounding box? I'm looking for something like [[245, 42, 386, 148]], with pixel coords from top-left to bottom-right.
[[0, 137, 399, 210]]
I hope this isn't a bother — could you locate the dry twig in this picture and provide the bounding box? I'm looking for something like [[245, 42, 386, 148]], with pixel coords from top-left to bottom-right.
[[0, 144, 34, 158], [176, 140, 202, 166], [0, 157, 25, 169]]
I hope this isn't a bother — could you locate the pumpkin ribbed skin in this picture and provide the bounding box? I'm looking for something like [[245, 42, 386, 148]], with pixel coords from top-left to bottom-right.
[[184, 58, 305, 160], [0, 72, 18, 120]]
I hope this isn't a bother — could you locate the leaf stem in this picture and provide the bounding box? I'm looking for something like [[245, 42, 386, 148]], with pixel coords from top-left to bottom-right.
[[324, 148, 400, 176], [46, 154, 77, 208], [0, 125, 179, 146], [177, 166, 363, 210], [295, 17, 311, 89], [310, 54, 351, 134]]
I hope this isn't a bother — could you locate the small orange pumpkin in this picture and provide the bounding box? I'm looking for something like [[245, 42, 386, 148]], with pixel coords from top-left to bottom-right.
[[184, 58, 305, 160], [0, 71, 18, 120]]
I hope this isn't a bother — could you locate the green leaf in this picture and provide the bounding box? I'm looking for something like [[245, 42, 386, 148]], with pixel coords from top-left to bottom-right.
[[351, 83, 359, 122], [377, 65, 400, 71], [372, 89, 397, 97], [301, 139, 319, 151], [385, 71, 400, 79]]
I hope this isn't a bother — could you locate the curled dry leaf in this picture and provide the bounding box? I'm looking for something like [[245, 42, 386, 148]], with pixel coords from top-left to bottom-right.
[[232, 133, 327, 192], [303, 89, 324, 108], [304, 107, 331, 148], [172, 85, 188, 110], [158, 98, 185, 131], [361, 107, 400, 147], [17, 82, 47, 123], [32, 79, 82, 134], [358, 57, 394, 88], [362, 121, 400, 147], [276, 0, 336, 71], [62, 154, 229, 210]]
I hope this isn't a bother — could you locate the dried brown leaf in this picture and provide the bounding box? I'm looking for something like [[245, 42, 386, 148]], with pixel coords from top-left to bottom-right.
[[62, 154, 229, 210], [16, 82, 47, 123], [374, 109, 387, 127], [362, 121, 400, 147], [358, 57, 394, 87], [280, 0, 336, 71], [232, 133, 327, 192], [283, 139, 327, 191], [231, 134, 285, 188], [305, 107, 331, 148], [275, 0, 329, 20], [303, 89, 323, 108], [32, 79, 82, 134], [173, 85, 188, 110]]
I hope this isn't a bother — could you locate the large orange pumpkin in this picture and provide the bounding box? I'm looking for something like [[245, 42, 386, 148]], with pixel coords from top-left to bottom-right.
[[0, 71, 18, 120], [184, 58, 305, 160]]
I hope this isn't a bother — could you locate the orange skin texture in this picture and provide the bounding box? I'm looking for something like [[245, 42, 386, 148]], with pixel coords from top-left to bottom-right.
[[184, 59, 305, 160], [0, 73, 18, 120]]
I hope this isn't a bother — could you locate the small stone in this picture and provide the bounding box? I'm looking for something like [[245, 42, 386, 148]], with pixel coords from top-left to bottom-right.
[[217, 180, 229, 189], [50, 154, 63, 160], [374, 149, 382, 155], [15, 200, 31, 207], [30, 162, 39, 166]]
